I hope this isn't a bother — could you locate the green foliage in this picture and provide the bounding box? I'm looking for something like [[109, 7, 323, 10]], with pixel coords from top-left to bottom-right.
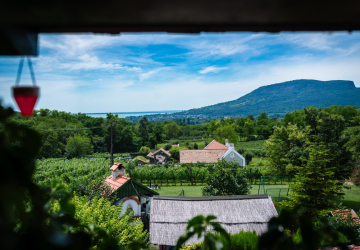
[[266, 106, 355, 182], [71, 196, 149, 248], [34, 158, 112, 200], [169, 146, 188, 161], [180, 243, 202, 250], [180, 231, 258, 250], [280, 143, 344, 217], [65, 134, 94, 158], [164, 144, 172, 150], [0, 105, 119, 250], [351, 167, 360, 186], [344, 126, 360, 162], [194, 142, 199, 149], [258, 207, 359, 250], [219, 231, 258, 250], [175, 215, 230, 250], [138, 116, 150, 145], [210, 123, 239, 143], [237, 148, 253, 165], [165, 122, 181, 139], [126, 159, 138, 177], [202, 160, 250, 196], [139, 146, 151, 154]]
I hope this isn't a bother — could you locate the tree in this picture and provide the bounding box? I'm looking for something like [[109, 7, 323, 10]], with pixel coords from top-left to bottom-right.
[[266, 107, 355, 181], [0, 105, 121, 250], [281, 143, 343, 217], [212, 124, 239, 144], [65, 134, 94, 158], [169, 146, 188, 161], [165, 122, 181, 139], [194, 142, 199, 149], [265, 124, 306, 176], [139, 146, 151, 154], [244, 118, 255, 137], [202, 160, 250, 196], [138, 117, 150, 145], [148, 134, 158, 149]]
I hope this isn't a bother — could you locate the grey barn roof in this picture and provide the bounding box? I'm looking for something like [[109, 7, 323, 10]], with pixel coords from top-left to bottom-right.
[[150, 195, 278, 246]]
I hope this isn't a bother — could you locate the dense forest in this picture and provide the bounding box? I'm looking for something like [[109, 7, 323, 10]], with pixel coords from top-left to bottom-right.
[[8, 105, 360, 160]]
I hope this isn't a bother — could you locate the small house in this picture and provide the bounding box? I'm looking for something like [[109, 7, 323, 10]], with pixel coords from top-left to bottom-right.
[[104, 163, 159, 216], [147, 148, 171, 164], [180, 139, 246, 166], [150, 195, 278, 246]]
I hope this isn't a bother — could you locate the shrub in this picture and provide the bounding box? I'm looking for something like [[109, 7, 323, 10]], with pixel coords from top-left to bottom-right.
[[139, 146, 151, 154], [169, 146, 188, 161], [237, 148, 253, 165], [180, 231, 258, 250], [180, 243, 202, 250], [351, 167, 360, 186], [164, 144, 172, 150], [202, 159, 250, 196], [65, 134, 94, 158]]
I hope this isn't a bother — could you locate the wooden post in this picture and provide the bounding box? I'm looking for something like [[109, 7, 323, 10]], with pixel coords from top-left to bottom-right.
[[110, 123, 114, 166]]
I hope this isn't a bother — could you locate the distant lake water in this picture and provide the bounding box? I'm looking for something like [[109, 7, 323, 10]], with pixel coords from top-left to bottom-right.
[[85, 110, 181, 119]]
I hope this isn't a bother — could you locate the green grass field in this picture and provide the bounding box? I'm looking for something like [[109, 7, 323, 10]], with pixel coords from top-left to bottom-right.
[[156, 184, 360, 212], [236, 140, 266, 151], [342, 185, 360, 212], [157, 184, 289, 196]]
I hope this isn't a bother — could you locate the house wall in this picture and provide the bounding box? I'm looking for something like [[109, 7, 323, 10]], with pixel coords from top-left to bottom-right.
[[222, 150, 245, 166], [115, 196, 141, 217]]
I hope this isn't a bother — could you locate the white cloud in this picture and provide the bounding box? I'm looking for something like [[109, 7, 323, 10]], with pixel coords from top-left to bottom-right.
[[199, 66, 228, 74], [139, 68, 164, 81], [2, 32, 360, 113]]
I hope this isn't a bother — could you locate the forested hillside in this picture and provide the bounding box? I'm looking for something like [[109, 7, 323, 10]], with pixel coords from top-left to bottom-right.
[[8, 105, 360, 160], [138, 79, 360, 121]]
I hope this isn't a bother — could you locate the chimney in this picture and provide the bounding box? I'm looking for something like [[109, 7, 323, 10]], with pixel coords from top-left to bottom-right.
[[225, 139, 234, 149], [110, 163, 125, 179]]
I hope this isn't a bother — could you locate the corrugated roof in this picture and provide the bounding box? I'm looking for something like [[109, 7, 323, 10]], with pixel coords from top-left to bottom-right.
[[180, 149, 227, 163], [150, 195, 278, 246], [204, 140, 229, 150]]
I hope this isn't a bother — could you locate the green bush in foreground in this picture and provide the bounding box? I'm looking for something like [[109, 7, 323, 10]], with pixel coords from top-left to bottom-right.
[[52, 196, 149, 249], [180, 231, 258, 250]]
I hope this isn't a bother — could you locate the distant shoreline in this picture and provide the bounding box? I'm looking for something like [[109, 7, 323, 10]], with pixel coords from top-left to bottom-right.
[[84, 110, 183, 119]]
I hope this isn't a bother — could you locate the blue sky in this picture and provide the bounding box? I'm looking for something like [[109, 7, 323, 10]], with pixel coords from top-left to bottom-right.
[[1, 32, 360, 113]]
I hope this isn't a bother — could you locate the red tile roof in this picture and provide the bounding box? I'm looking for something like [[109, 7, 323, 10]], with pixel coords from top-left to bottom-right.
[[324, 246, 360, 250], [104, 175, 131, 193], [204, 140, 229, 150], [180, 149, 227, 163], [333, 209, 359, 224], [110, 162, 124, 171]]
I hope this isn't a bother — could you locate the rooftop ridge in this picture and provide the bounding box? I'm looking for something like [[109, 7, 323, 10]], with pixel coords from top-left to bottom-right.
[[153, 194, 270, 201]]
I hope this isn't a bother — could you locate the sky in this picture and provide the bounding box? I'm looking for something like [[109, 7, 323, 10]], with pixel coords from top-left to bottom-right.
[[1, 31, 360, 113]]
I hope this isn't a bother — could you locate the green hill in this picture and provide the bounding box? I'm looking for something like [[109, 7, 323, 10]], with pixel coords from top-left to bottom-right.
[[174, 79, 360, 118]]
